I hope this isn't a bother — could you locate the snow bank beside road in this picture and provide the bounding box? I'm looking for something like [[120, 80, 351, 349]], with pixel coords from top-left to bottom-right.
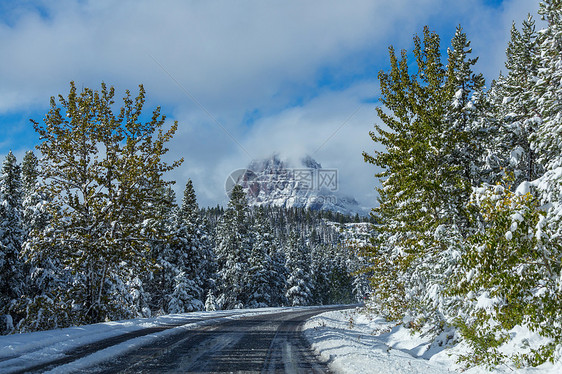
[[303, 310, 451, 373], [303, 309, 562, 374]]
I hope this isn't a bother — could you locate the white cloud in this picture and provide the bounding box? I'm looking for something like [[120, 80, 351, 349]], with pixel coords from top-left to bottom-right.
[[0, 0, 451, 111], [166, 81, 381, 208], [0, 0, 544, 208]]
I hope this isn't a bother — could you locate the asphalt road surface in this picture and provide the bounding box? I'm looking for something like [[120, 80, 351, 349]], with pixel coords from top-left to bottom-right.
[[88, 306, 352, 373]]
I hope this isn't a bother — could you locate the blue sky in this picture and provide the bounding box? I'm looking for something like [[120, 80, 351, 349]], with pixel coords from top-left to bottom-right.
[[0, 0, 542, 209]]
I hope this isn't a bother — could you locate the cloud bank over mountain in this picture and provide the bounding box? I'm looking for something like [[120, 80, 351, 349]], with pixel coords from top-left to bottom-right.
[[0, 0, 540, 208]]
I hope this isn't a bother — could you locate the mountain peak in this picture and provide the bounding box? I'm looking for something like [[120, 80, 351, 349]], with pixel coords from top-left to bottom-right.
[[229, 154, 367, 216], [301, 155, 322, 169]]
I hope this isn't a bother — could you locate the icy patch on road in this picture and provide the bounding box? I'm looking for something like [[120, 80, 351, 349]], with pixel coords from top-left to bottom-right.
[[303, 310, 562, 374]]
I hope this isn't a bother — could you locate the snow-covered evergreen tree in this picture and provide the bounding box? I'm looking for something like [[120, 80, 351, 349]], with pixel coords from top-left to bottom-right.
[[215, 184, 252, 309], [327, 246, 355, 304], [0, 152, 25, 333], [20, 151, 49, 235], [17, 151, 73, 332], [166, 180, 215, 313], [450, 181, 562, 367], [463, 2, 562, 365], [247, 207, 275, 308], [284, 233, 312, 306], [310, 243, 331, 305], [268, 247, 287, 306], [412, 26, 491, 326], [441, 25, 491, 226], [489, 16, 542, 184], [21, 151, 38, 198], [362, 3, 562, 367], [531, 0, 562, 171], [182, 180, 216, 302], [204, 290, 218, 311], [143, 185, 177, 315], [363, 26, 487, 324], [363, 27, 449, 320]]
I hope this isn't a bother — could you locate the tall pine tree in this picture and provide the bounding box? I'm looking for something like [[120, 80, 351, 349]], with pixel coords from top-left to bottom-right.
[[490, 16, 542, 184], [247, 207, 276, 308], [363, 26, 487, 323], [285, 233, 312, 306], [531, 0, 562, 171], [0, 152, 25, 333], [167, 180, 215, 313], [215, 184, 252, 309]]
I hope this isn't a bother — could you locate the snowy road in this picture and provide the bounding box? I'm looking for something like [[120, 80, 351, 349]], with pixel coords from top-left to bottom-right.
[[1, 305, 355, 373], [91, 306, 349, 373]]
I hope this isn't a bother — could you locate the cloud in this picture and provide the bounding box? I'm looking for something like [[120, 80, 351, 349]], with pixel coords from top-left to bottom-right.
[[245, 82, 381, 206], [0, 0, 544, 208], [162, 81, 380, 208], [0, 0, 456, 111]]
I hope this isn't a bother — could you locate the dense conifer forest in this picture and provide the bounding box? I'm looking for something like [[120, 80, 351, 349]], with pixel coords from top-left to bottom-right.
[[0, 91, 370, 333]]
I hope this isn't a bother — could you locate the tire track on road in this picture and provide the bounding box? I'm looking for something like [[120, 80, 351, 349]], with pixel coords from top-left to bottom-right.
[[93, 306, 351, 373]]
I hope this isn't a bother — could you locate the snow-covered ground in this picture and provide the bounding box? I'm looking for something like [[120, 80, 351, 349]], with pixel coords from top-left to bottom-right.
[[0, 306, 315, 374], [4, 306, 561, 374], [303, 309, 562, 374]]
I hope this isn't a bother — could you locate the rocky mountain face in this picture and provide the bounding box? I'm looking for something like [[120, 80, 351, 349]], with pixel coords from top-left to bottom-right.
[[228, 155, 368, 216]]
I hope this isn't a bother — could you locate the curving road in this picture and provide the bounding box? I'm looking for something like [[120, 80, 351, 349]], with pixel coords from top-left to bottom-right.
[[88, 306, 350, 373]]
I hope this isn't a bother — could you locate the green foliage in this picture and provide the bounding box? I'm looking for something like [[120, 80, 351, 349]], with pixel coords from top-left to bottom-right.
[[454, 314, 509, 369], [363, 26, 486, 324], [362, 26, 447, 320], [26, 81, 182, 324], [21, 151, 39, 196], [450, 181, 562, 367], [15, 294, 75, 333], [363, 5, 562, 368], [360, 235, 407, 320]]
